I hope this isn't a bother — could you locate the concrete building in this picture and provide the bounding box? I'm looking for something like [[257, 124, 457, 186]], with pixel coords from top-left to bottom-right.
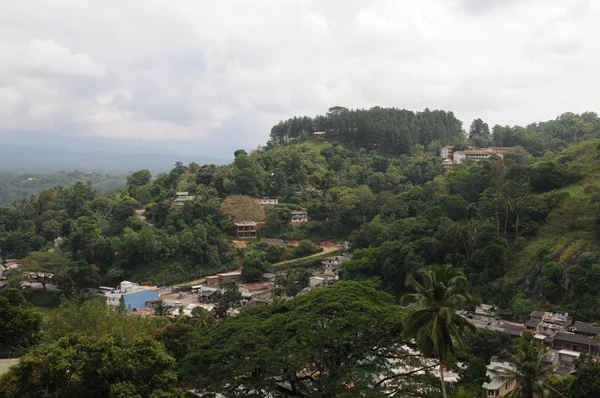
[[525, 311, 572, 337], [483, 361, 517, 397], [551, 332, 599, 355], [440, 145, 454, 160], [238, 282, 274, 301], [104, 281, 159, 311], [474, 304, 499, 324], [290, 210, 308, 223], [257, 198, 278, 207], [453, 150, 493, 164], [204, 271, 243, 285], [235, 222, 258, 239], [309, 272, 337, 288], [568, 321, 600, 337], [448, 146, 510, 164], [321, 254, 351, 271]]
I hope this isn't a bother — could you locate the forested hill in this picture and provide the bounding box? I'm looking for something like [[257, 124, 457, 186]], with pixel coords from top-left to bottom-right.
[[269, 106, 464, 155], [2, 111, 600, 318], [270, 107, 600, 157]]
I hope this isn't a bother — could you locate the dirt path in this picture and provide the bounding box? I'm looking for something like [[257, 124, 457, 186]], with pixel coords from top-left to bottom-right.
[[174, 245, 338, 287]]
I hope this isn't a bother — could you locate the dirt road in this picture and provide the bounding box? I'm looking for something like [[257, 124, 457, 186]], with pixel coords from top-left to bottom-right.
[[174, 245, 338, 287], [272, 245, 339, 266]]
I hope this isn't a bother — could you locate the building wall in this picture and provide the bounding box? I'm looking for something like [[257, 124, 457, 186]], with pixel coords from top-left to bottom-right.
[[122, 289, 159, 311]]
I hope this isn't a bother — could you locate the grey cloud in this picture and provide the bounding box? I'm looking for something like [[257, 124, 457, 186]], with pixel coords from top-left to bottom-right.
[[0, 0, 599, 150]]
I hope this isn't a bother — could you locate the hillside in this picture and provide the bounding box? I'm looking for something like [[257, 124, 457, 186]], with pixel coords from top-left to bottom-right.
[[2, 111, 600, 318]]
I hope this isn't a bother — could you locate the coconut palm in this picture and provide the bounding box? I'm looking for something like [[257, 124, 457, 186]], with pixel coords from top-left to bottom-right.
[[491, 332, 557, 398], [401, 264, 476, 398]]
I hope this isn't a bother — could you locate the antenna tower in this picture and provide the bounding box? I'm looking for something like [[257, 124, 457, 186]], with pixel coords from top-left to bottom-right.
[[85, 155, 92, 174]]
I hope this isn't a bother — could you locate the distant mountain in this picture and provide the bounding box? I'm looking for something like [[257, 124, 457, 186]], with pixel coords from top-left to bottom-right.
[[0, 143, 230, 173]]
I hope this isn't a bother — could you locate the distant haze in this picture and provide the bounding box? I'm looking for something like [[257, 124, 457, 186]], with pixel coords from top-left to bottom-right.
[[0, 134, 233, 173]]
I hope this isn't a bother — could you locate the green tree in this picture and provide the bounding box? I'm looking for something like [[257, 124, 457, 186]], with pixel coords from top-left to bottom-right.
[[401, 265, 476, 398], [127, 169, 152, 187], [182, 281, 417, 397], [241, 251, 268, 283], [212, 283, 242, 319], [568, 355, 600, 398], [0, 288, 41, 356], [53, 262, 101, 297], [0, 333, 184, 398], [21, 251, 69, 290]]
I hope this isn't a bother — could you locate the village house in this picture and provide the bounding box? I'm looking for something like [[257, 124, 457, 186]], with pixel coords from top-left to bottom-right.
[[256, 198, 278, 207], [474, 304, 499, 324], [204, 271, 243, 285], [321, 254, 351, 271], [238, 282, 274, 302], [261, 272, 277, 282], [174, 192, 194, 206], [290, 210, 308, 223], [525, 311, 571, 337], [309, 272, 337, 288], [483, 361, 517, 397], [489, 321, 525, 338], [235, 221, 258, 239], [104, 281, 160, 311], [313, 131, 327, 142], [551, 332, 600, 355], [568, 321, 600, 337]]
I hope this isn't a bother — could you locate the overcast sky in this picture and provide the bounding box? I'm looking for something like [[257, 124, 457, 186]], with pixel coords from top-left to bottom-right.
[[0, 0, 598, 154]]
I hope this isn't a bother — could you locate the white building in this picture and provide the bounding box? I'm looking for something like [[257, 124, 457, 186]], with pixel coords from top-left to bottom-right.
[[257, 198, 278, 207]]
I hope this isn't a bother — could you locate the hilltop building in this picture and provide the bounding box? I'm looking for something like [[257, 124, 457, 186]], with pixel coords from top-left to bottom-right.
[[104, 281, 159, 311], [441, 145, 511, 165]]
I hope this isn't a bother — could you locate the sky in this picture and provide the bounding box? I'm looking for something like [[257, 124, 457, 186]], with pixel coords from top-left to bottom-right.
[[0, 0, 598, 157]]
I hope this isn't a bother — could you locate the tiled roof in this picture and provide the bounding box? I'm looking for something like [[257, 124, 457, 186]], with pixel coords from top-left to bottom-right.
[[554, 332, 597, 346], [572, 321, 600, 336]]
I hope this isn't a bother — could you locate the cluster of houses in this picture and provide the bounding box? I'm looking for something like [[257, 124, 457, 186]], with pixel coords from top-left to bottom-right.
[[103, 272, 278, 314], [234, 197, 309, 239], [300, 253, 351, 293], [465, 305, 600, 396], [441, 145, 510, 165]]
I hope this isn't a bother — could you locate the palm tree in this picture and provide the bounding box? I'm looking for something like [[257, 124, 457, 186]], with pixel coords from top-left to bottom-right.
[[190, 307, 215, 329], [491, 332, 557, 398], [401, 265, 476, 398]]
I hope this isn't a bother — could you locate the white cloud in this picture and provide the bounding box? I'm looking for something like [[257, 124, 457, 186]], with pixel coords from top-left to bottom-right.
[[0, 0, 599, 149]]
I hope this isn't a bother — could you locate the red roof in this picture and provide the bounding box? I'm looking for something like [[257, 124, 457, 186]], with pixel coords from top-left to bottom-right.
[[240, 282, 274, 291]]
